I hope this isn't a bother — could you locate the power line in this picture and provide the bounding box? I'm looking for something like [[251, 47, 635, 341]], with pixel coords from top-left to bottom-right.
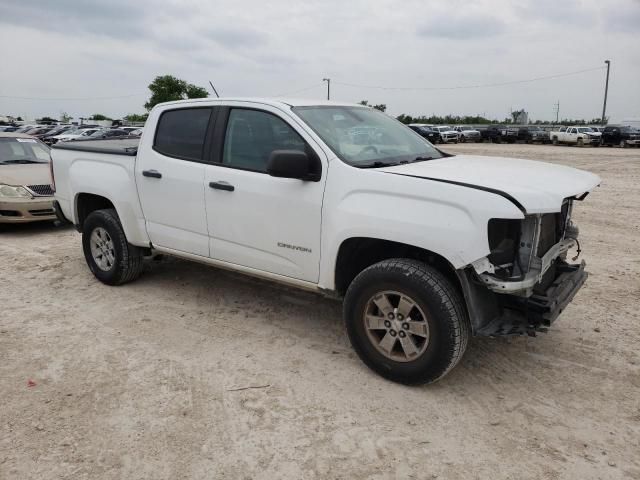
[[0, 92, 147, 101], [332, 66, 606, 91]]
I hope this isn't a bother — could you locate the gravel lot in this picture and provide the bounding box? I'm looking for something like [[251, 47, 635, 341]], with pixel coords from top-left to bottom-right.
[[1, 143, 639, 480]]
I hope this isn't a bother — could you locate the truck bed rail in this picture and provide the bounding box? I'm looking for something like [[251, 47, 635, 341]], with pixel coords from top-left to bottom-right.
[[51, 138, 139, 156]]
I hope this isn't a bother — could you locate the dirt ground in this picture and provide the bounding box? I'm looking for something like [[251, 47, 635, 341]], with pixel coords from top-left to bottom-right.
[[1, 143, 639, 480]]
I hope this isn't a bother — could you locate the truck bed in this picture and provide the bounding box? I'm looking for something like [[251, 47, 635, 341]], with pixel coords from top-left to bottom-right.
[[51, 138, 139, 156]]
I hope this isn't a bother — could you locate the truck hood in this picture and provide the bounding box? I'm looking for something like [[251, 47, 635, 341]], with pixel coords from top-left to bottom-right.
[[379, 154, 601, 214], [0, 163, 51, 187]]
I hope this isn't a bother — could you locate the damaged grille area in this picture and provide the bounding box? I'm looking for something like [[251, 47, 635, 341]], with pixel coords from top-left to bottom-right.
[[478, 199, 577, 297]]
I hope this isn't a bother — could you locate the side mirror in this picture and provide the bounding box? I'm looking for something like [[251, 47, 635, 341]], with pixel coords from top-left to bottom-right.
[[267, 150, 320, 181]]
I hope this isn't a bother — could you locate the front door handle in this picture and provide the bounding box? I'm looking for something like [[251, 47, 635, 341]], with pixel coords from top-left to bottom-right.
[[142, 169, 162, 179], [209, 181, 234, 192]]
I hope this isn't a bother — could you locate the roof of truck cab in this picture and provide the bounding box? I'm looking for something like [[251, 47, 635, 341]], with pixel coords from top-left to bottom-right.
[[154, 97, 362, 108]]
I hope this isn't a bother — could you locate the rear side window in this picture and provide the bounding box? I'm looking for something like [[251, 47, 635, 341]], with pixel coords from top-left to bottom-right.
[[154, 108, 212, 161]]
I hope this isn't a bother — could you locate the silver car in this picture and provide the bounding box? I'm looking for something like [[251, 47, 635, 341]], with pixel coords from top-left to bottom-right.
[[0, 133, 55, 223]]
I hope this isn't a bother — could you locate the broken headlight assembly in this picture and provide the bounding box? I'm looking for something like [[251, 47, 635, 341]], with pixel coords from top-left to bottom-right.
[[473, 200, 578, 296]]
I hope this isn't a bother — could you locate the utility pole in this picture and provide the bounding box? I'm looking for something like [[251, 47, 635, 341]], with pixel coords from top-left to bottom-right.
[[553, 100, 560, 124], [322, 78, 330, 100], [601, 60, 610, 126]]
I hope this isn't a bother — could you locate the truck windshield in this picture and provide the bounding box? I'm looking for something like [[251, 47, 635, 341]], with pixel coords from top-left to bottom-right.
[[293, 106, 444, 167]]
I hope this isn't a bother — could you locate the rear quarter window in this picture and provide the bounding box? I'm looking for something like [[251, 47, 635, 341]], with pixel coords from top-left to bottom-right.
[[153, 108, 212, 161]]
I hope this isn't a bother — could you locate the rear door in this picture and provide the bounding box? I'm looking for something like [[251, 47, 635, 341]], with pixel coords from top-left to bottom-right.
[[203, 104, 326, 282], [135, 106, 217, 257]]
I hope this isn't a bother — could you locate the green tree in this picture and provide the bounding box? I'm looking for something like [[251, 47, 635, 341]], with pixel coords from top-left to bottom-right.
[[36, 116, 57, 124], [358, 100, 386, 112], [90, 113, 112, 121], [124, 113, 149, 123], [144, 75, 209, 111], [185, 84, 208, 99], [60, 112, 72, 123]]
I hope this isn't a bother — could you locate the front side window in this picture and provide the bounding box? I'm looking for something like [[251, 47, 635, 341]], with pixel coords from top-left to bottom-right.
[[154, 108, 212, 161], [223, 109, 306, 172], [294, 106, 443, 167]]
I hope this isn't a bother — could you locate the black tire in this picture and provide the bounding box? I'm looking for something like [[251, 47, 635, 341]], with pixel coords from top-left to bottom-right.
[[552, 136, 558, 145], [82, 208, 144, 286], [343, 259, 470, 385]]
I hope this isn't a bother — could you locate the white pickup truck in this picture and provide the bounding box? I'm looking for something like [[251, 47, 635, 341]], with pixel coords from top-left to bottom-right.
[[550, 126, 602, 146], [51, 98, 600, 384]]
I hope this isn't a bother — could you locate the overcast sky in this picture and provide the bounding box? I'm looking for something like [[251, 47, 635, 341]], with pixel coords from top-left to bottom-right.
[[1, 0, 638, 122]]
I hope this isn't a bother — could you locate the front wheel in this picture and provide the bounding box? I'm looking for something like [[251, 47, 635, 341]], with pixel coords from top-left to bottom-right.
[[343, 259, 470, 385], [619, 140, 627, 148], [82, 208, 144, 286]]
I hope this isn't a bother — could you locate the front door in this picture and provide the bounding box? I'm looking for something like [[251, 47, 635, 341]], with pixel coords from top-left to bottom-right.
[[204, 106, 326, 282], [136, 106, 215, 257]]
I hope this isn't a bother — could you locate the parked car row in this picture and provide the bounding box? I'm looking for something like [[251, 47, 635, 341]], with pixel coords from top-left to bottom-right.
[[0, 124, 143, 146], [405, 123, 639, 147]]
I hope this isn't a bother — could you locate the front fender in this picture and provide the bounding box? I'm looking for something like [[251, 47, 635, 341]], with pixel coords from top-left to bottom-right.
[[318, 161, 524, 290]]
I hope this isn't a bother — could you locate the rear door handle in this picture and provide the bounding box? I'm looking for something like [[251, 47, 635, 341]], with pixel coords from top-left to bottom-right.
[[209, 181, 234, 192], [142, 169, 162, 179]]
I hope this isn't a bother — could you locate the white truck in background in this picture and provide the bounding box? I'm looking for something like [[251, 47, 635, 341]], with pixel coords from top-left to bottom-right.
[[550, 126, 602, 146], [50, 98, 600, 385]]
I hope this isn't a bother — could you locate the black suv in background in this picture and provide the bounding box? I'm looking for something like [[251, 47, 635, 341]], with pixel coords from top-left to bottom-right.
[[408, 124, 441, 144], [601, 125, 640, 148], [517, 126, 550, 144], [480, 125, 519, 143]]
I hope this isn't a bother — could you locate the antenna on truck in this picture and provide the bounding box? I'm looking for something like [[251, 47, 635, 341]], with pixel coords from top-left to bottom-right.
[[208, 81, 220, 98]]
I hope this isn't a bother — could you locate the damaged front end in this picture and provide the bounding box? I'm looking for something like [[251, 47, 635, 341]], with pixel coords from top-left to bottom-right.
[[459, 200, 589, 336]]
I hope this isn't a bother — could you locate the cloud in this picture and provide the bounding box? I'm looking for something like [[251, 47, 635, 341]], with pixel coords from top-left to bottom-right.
[[0, 0, 638, 123], [202, 27, 268, 49], [604, 7, 640, 33], [417, 15, 506, 39], [0, 0, 149, 40]]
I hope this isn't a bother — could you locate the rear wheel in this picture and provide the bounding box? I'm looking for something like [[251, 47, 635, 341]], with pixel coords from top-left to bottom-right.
[[343, 259, 469, 385], [619, 140, 627, 148], [459, 135, 466, 143], [82, 209, 144, 285], [552, 136, 559, 145]]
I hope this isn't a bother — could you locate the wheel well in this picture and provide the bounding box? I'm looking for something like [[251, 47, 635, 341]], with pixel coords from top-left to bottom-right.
[[334, 238, 461, 296], [76, 193, 115, 231]]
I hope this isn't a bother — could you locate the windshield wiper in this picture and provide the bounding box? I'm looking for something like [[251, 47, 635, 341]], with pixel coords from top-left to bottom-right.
[[1, 159, 42, 164], [359, 161, 398, 168], [412, 156, 434, 162]]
